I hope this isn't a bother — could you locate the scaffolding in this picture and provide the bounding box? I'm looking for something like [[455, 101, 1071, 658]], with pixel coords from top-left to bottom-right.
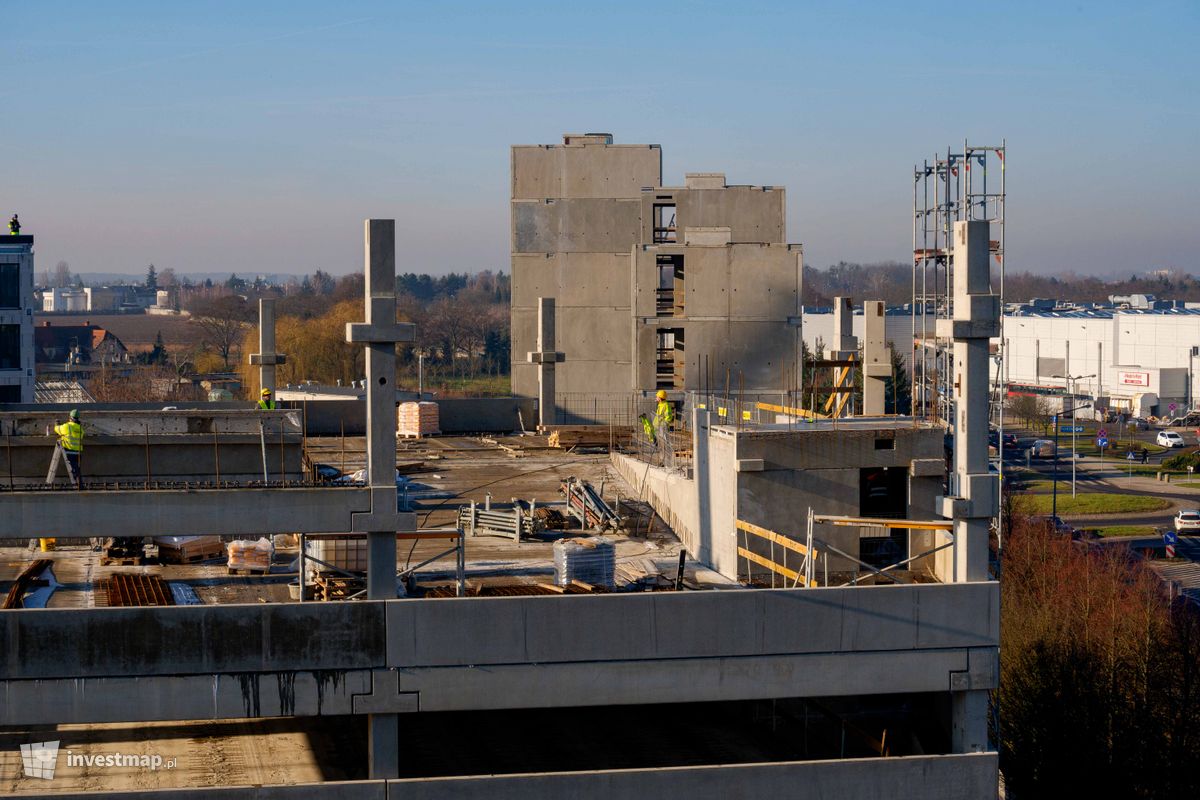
[[911, 140, 1007, 560], [912, 141, 1006, 423]]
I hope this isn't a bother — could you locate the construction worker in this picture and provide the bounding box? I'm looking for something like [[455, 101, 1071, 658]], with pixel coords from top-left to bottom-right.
[[654, 390, 674, 466], [639, 412, 657, 445], [257, 388, 276, 410], [48, 409, 83, 489], [7, 214, 19, 235]]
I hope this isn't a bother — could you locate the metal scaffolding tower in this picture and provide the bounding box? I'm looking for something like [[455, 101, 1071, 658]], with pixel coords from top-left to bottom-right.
[[912, 141, 1007, 554], [912, 142, 1006, 420]]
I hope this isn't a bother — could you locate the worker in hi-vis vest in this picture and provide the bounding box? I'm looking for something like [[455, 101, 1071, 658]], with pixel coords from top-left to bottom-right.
[[654, 390, 674, 466], [257, 388, 276, 410], [639, 413, 656, 445], [48, 409, 83, 489]]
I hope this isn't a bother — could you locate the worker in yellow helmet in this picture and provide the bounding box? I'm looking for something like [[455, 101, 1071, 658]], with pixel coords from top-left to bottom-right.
[[48, 409, 83, 489], [653, 390, 674, 466], [257, 388, 276, 410], [7, 214, 20, 235]]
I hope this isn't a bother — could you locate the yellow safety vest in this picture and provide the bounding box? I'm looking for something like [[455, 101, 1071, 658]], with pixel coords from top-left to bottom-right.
[[654, 400, 674, 428], [257, 399, 276, 410], [55, 421, 83, 452]]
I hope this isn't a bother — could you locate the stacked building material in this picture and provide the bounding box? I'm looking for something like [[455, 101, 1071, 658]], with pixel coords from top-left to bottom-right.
[[227, 538, 273, 573], [542, 425, 632, 449], [553, 536, 616, 588], [398, 401, 440, 438], [154, 535, 224, 564]]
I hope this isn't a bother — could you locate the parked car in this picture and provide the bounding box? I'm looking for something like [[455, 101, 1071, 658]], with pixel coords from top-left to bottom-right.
[[1175, 510, 1200, 533], [1156, 430, 1186, 448], [1032, 515, 1075, 537]]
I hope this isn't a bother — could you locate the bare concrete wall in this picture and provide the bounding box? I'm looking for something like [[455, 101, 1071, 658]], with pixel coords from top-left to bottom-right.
[[511, 143, 661, 200], [6, 753, 999, 800], [639, 186, 787, 244]]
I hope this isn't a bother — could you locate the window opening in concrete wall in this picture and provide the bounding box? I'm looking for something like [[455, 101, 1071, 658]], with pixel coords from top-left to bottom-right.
[[0, 263, 19, 309], [653, 204, 677, 243], [656, 327, 684, 389], [874, 437, 895, 450], [0, 324, 20, 370], [656, 254, 684, 317], [0, 385, 18, 402], [859, 467, 908, 569]]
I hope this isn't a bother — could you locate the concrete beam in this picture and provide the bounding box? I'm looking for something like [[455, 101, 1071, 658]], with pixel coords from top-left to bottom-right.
[[6, 754, 998, 800], [1, 584, 998, 726], [0, 486, 373, 538]]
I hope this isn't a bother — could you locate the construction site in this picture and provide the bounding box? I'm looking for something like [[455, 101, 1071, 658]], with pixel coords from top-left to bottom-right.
[[1, 134, 1001, 799]]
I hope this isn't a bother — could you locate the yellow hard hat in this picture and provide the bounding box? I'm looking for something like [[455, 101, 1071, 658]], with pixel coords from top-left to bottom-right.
[[261, 388, 272, 396], [656, 390, 668, 401]]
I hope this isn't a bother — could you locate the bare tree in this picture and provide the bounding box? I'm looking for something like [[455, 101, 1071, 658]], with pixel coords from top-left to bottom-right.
[[52, 260, 72, 288], [190, 295, 253, 371]]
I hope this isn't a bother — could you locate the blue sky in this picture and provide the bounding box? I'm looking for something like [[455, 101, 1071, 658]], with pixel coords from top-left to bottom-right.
[[3, 1, 1197, 278]]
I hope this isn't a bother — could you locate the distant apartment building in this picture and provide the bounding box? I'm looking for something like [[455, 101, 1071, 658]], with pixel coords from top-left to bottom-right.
[[510, 134, 802, 421], [0, 233, 35, 402]]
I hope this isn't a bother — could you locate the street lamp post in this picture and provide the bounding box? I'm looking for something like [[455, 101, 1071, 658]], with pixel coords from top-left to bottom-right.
[[1053, 373, 1096, 499]]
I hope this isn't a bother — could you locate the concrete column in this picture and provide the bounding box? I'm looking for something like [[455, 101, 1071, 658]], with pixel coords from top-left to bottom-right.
[[344, 219, 417, 781], [940, 219, 997, 584], [249, 299, 285, 396], [526, 297, 565, 427], [862, 300, 891, 416], [936, 219, 999, 761], [951, 690, 989, 753]]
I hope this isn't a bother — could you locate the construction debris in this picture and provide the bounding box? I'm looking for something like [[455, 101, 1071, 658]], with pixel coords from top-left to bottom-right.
[[541, 425, 631, 449], [2, 559, 56, 609]]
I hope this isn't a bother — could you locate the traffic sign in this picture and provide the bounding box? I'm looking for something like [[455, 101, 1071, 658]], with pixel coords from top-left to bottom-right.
[[1170, 402, 1178, 413], [1164, 530, 1178, 545], [1097, 436, 1109, 448], [1098, 428, 1108, 438], [1127, 452, 1137, 460], [1063, 425, 1084, 433]]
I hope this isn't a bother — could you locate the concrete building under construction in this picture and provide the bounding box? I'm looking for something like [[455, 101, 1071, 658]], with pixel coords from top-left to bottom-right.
[[1, 141, 999, 798], [511, 134, 803, 423]]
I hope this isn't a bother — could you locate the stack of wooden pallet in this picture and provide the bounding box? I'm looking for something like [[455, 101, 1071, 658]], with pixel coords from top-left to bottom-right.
[[541, 425, 632, 449], [313, 574, 365, 601], [155, 535, 224, 564], [397, 401, 440, 438]]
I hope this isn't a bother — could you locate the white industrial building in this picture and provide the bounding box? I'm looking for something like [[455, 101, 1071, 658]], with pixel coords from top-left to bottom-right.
[[804, 306, 1200, 419]]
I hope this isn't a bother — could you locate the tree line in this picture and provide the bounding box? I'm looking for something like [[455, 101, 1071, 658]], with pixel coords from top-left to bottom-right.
[[998, 513, 1200, 797]]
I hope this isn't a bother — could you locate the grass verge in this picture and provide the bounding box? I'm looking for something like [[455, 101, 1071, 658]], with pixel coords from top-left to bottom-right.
[[1087, 525, 1158, 538], [1015, 493, 1171, 515]]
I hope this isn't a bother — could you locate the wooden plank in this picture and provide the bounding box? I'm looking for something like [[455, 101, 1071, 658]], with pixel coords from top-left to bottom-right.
[[755, 402, 826, 420], [536, 582, 567, 594], [736, 547, 814, 587], [736, 520, 817, 558], [814, 514, 953, 532]]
